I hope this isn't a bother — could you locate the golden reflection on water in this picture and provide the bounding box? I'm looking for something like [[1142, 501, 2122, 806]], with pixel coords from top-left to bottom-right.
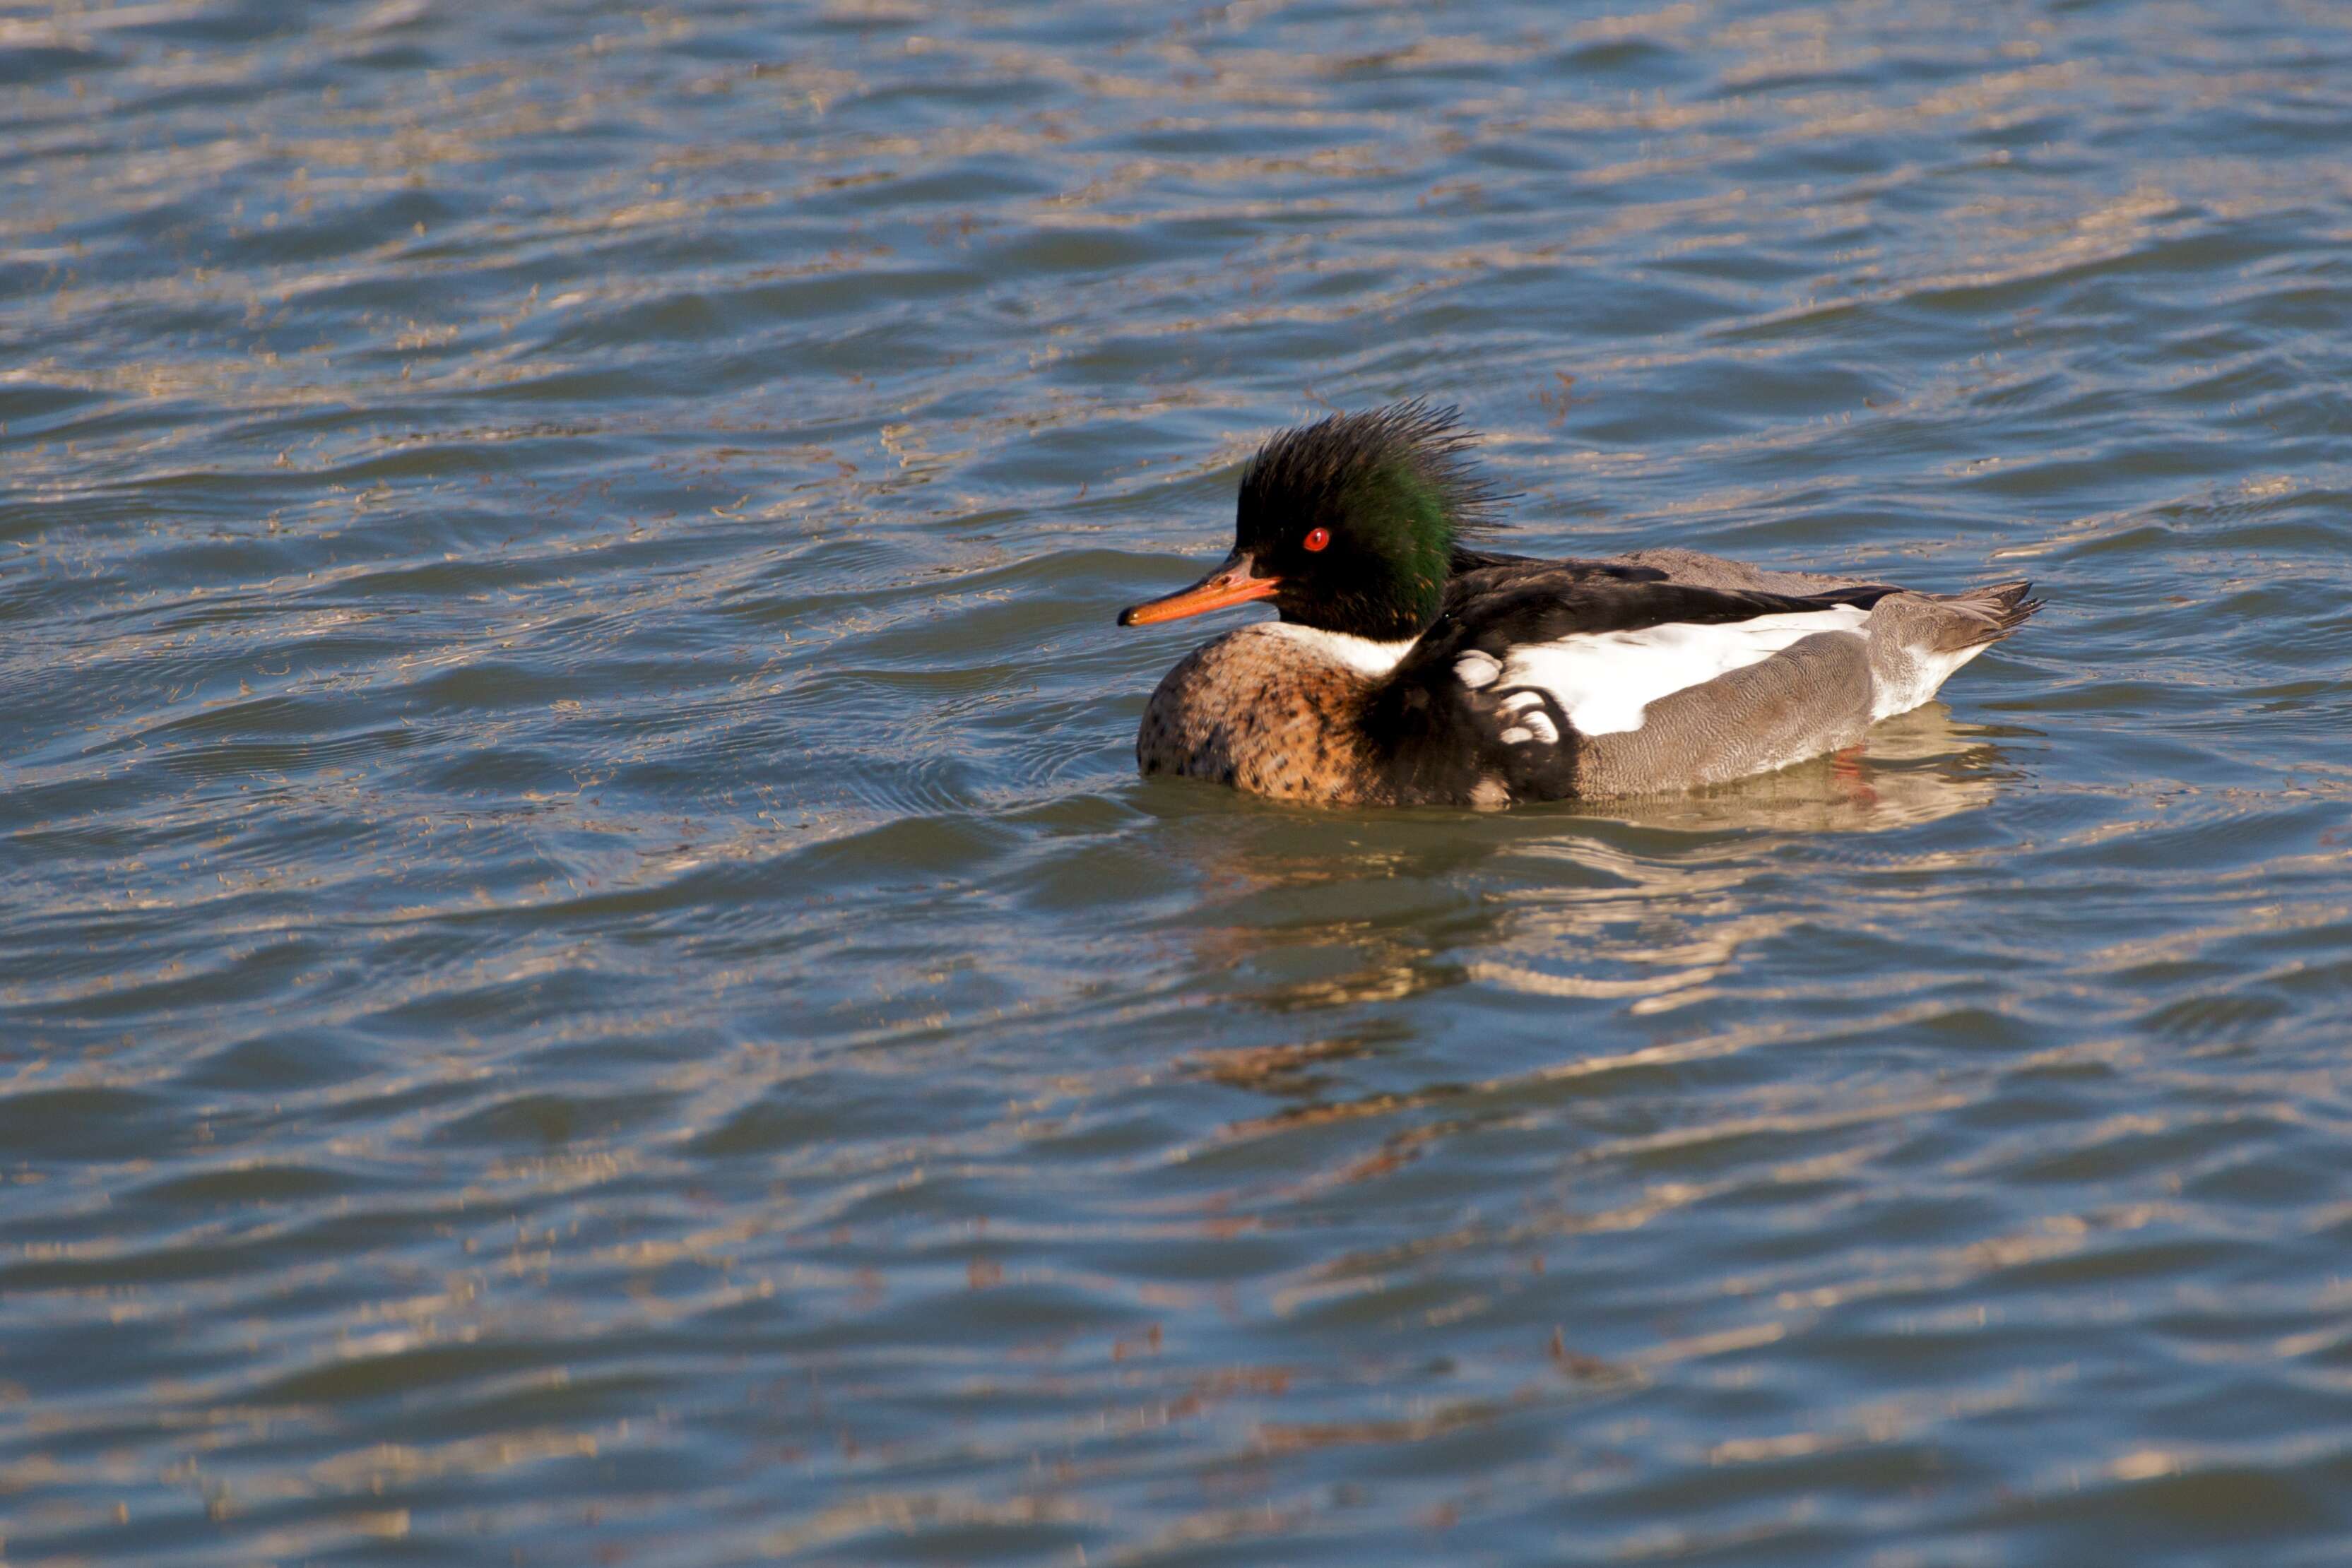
[[1149, 706, 2015, 1234], [1162, 703, 2004, 1037]]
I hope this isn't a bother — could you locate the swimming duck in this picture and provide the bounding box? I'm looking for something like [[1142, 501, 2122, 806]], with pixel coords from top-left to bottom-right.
[[1118, 401, 2037, 807]]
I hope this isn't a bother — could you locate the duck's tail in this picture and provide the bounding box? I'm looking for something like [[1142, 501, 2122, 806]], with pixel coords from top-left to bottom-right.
[[1865, 580, 2038, 720], [1922, 579, 2040, 649]]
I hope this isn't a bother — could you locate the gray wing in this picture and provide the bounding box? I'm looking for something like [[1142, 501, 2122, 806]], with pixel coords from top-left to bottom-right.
[[1605, 547, 1898, 598], [1572, 631, 1877, 797]]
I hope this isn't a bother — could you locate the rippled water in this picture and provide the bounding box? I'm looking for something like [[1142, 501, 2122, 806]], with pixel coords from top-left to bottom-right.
[[8, 1, 2352, 1562]]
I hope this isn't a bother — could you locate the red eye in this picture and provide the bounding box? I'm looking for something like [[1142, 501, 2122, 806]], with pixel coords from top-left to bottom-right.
[[1303, 527, 1330, 552]]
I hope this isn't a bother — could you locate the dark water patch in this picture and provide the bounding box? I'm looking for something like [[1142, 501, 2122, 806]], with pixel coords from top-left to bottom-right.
[[0, 1086, 182, 1164], [432, 1090, 680, 1151], [0, 43, 116, 88]]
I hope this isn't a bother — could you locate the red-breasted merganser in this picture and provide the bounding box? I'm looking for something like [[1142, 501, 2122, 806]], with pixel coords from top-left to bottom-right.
[[1118, 402, 2038, 807]]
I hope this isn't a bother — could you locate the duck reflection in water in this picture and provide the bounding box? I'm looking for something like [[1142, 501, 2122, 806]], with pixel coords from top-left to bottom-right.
[[1156, 702, 2014, 1112]]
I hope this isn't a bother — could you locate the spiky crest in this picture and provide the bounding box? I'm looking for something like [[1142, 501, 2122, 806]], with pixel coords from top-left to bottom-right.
[[1235, 400, 1506, 638]]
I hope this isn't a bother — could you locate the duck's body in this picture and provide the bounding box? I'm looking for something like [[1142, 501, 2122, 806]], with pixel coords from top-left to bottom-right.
[[1121, 405, 2038, 808]]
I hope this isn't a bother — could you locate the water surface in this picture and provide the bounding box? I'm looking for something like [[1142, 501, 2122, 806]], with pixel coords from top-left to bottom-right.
[[7, 1, 2352, 1563]]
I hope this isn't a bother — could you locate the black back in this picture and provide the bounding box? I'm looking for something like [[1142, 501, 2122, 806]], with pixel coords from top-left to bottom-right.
[[1361, 569, 1903, 804]]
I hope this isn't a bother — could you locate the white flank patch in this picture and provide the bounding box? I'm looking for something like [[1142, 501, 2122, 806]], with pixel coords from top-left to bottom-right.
[[1501, 607, 1872, 736], [1258, 622, 1419, 678]]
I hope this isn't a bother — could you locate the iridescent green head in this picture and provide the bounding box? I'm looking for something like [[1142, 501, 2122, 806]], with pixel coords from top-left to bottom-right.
[[1118, 401, 1503, 641]]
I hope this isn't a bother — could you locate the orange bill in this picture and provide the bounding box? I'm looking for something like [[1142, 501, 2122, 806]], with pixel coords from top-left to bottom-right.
[[1118, 552, 1281, 626]]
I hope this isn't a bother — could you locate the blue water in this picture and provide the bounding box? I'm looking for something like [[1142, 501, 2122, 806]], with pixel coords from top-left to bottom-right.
[[6, 1, 2352, 1562]]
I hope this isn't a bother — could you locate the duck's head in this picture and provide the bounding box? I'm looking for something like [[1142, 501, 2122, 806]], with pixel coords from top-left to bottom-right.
[[1118, 400, 1501, 642]]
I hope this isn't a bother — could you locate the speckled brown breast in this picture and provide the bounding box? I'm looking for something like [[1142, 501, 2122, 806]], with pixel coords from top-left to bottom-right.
[[1136, 626, 1386, 804]]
